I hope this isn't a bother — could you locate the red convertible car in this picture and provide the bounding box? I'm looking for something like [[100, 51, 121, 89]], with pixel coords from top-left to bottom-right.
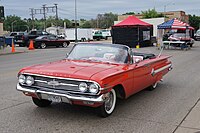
[[16, 43, 172, 117]]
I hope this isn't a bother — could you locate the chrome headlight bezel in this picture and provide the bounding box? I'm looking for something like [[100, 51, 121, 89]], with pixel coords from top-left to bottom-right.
[[89, 83, 99, 94], [79, 82, 88, 92], [18, 74, 26, 84], [25, 76, 34, 86]]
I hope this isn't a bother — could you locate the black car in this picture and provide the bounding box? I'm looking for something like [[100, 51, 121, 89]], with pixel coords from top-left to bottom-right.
[[15, 30, 50, 47], [34, 35, 70, 49]]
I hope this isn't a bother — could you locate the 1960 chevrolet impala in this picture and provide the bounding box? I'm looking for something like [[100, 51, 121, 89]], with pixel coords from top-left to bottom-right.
[[16, 43, 172, 117]]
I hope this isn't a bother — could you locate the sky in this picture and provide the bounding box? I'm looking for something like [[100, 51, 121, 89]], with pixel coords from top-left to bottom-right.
[[1, 0, 200, 20]]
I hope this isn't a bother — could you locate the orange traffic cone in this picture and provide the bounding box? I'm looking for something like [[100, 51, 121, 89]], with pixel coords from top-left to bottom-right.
[[28, 40, 35, 50], [11, 40, 15, 53]]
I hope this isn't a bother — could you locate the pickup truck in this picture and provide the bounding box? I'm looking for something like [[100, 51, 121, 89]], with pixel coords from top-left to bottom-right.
[[3, 32, 27, 46], [14, 31, 50, 47], [93, 30, 111, 41]]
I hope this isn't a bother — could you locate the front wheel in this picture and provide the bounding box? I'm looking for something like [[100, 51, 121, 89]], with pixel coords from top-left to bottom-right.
[[62, 42, 68, 48], [40, 43, 47, 49], [98, 89, 117, 117], [32, 97, 52, 107]]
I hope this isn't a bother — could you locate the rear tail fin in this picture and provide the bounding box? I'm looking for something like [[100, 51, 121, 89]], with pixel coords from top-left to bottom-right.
[[158, 45, 164, 57]]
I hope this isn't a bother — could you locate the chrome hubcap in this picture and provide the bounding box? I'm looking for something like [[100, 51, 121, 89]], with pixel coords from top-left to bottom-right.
[[63, 42, 68, 47], [105, 92, 114, 112], [41, 43, 46, 48]]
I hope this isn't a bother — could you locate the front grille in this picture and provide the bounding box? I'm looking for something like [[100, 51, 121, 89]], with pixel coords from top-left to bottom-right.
[[23, 74, 97, 95]]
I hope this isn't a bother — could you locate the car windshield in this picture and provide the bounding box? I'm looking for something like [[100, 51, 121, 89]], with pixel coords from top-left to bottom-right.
[[67, 44, 129, 64], [36, 36, 48, 39]]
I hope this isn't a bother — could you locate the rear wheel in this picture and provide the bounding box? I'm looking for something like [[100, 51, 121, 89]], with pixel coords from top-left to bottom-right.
[[32, 97, 52, 107], [97, 89, 116, 117], [62, 42, 68, 48], [40, 43, 46, 49]]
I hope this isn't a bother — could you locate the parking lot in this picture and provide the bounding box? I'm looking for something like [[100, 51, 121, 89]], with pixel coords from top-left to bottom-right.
[[0, 41, 200, 133]]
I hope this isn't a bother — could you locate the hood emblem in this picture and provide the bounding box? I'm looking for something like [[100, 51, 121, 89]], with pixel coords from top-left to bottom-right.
[[47, 79, 60, 87]]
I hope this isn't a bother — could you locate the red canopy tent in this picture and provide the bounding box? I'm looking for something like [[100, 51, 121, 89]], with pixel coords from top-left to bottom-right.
[[112, 16, 153, 48], [114, 16, 152, 27]]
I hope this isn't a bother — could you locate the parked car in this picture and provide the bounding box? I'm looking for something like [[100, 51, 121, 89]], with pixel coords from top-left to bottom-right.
[[33, 35, 70, 49], [57, 33, 66, 39], [93, 30, 111, 41], [168, 33, 194, 47], [16, 43, 172, 117], [4, 32, 27, 47], [194, 29, 200, 41], [14, 30, 50, 47]]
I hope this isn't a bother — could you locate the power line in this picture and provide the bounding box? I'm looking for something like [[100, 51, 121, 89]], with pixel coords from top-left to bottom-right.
[[29, 4, 58, 30]]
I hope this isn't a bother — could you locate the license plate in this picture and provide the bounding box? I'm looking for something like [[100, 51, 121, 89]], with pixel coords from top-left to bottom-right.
[[48, 95, 62, 103]]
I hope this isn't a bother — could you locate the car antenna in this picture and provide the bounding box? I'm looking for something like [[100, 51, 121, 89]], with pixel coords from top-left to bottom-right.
[[158, 45, 164, 57]]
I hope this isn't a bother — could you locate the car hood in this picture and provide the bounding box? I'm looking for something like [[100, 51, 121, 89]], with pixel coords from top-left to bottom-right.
[[21, 59, 119, 80]]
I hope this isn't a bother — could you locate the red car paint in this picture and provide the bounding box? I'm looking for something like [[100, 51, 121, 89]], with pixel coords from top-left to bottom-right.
[[17, 43, 172, 116]]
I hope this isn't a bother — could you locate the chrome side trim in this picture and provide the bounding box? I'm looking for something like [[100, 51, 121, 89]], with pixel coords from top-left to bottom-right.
[[152, 64, 172, 76], [16, 84, 105, 103]]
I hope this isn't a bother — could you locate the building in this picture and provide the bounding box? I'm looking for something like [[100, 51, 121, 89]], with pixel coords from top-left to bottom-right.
[[161, 11, 189, 23], [118, 11, 189, 23]]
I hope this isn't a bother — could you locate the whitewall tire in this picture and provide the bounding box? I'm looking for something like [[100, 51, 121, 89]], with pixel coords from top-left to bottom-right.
[[98, 89, 117, 117]]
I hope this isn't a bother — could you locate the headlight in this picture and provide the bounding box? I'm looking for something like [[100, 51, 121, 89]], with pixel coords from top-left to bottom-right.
[[89, 84, 99, 94], [79, 82, 88, 92], [26, 76, 34, 86], [18, 75, 26, 84]]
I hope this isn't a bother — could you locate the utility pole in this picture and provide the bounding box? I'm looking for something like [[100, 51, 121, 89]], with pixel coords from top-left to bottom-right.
[[30, 8, 35, 30], [43, 4, 46, 31], [30, 5, 58, 31], [54, 3, 58, 34], [11, 20, 17, 32], [164, 3, 175, 21], [54, 4, 58, 26], [75, 0, 78, 43]]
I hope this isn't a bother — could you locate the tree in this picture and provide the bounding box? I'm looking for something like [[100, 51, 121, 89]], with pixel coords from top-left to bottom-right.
[[3, 15, 28, 31], [95, 12, 118, 28], [81, 21, 92, 28], [189, 15, 200, 30], [122, 12, 135, 15], [141, 9, 163, 19]]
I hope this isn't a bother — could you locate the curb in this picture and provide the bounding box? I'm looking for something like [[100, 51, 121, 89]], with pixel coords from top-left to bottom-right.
[[0, 51, 27, 56]]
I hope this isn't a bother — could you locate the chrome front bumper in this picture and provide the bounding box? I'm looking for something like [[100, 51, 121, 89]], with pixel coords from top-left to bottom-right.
[[16, 83, 106, 103]]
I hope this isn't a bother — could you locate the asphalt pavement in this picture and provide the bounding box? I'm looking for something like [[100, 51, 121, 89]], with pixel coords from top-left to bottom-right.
[[0, 41, 200, 133]]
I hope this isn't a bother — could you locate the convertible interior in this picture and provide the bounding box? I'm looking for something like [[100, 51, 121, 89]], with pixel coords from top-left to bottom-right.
[[132, 52, 156, 60]]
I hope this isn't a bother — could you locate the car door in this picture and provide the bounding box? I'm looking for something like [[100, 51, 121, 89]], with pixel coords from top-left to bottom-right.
[[48, 35, 58, 46], [132, 60, 153, 93]]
